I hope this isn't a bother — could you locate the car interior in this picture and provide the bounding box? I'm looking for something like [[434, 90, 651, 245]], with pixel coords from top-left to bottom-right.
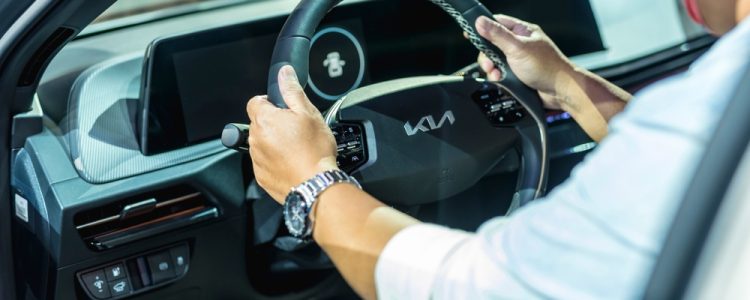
[[1, 0, 716, 299]]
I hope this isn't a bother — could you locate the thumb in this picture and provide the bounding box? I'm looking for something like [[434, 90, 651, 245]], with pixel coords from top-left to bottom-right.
[[475, 16, 519, 54], [278, 65, 312, 112]]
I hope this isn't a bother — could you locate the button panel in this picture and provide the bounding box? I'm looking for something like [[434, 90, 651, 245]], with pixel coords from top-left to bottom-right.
[[472, 84, 526, 126], [77, 243, 190, 299], [332, 123, 367, 173]]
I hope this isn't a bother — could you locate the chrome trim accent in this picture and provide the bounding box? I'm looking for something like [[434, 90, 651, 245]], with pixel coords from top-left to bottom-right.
[[156, 192, 201, 208], [324, 97, 346, 126], [75, 215, 120, 231]]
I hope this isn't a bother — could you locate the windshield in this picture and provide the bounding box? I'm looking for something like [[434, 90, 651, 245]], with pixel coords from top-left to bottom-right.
[[94, 0, 247, 23]]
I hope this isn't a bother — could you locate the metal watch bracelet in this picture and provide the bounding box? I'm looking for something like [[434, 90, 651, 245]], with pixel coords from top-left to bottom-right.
[[290, 169, 362, 239]]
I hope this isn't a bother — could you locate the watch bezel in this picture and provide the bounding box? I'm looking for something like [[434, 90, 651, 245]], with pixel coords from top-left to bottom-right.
[[283, 189, 314, 238]]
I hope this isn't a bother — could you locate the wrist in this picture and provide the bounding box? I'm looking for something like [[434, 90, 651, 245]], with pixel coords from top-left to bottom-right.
[[295, 156, 340, 188], [552, 64, 587, 113], [309, 182, 359, 241]]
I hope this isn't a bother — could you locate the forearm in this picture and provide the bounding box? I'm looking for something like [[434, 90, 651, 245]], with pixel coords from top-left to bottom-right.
[[311, 184, 420, 300], [557, 67, 632, 142]]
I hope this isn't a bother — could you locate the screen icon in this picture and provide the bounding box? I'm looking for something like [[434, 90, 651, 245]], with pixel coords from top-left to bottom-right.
[[323, 52, 346, 78]]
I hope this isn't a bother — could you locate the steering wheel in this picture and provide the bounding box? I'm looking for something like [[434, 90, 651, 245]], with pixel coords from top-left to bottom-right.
[[233, 0, 548, 213]]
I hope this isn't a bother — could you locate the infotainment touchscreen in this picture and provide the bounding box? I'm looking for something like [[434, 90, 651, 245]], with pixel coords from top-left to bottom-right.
[[171, 35, 275, 144], [139, 19, 283, 155], [138, 17, 366, 155]]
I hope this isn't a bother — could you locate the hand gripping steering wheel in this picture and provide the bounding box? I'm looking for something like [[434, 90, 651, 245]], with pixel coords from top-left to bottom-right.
[[228, 0, 549, 213]]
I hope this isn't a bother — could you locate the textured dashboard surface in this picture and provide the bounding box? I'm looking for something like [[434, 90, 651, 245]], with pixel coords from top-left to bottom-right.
[[66, 54, 226, 184]]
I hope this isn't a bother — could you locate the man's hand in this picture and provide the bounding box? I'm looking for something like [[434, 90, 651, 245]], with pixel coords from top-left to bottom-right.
[[246, 65, 339, 202], [246, 67, 420, 300], [474, 15, 576, 111], [474, 15, 631, 141]]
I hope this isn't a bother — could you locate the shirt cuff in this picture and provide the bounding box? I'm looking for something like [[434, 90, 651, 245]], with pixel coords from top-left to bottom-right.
[[375, 223, 472, 300]]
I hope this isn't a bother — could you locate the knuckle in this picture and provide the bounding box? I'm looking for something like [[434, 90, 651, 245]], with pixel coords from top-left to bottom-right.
[[247, 96, 263, 113]]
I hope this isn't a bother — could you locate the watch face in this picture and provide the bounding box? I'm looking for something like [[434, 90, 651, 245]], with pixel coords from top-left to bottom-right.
[[283, 191, 310, 237]]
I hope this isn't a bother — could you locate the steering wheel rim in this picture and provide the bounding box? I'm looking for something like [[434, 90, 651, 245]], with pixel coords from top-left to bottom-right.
[[266, 0, 548, 212]]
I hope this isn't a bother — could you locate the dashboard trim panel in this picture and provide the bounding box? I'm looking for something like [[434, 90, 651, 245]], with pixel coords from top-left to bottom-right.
[[66, 54, 226, 183]]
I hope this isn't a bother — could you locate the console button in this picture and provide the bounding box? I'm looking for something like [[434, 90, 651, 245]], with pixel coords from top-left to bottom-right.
[[81, 270, 111, 299], [147, 251, 176, 284], [104, 263, 126, 281], [109, 278, 131, 297], [170, 245, 190, 276]]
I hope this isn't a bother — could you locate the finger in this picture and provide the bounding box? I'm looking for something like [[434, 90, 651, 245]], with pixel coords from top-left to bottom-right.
[[278, 65, 314, 112], [475, 16, 520, 54], [488, 69, 502, 82], [246, 95, 275, 123], [493, 14, 524, 28], [463, 31, 470, 40], [478, 53, 495, 73], [494, 14, 533, 37]]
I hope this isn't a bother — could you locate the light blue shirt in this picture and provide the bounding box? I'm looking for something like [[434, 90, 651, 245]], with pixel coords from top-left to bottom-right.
[[375, 18, 750, 300]]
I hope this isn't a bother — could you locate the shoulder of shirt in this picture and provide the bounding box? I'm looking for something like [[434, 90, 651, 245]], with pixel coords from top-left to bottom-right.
[[691, 18, 750, 71]]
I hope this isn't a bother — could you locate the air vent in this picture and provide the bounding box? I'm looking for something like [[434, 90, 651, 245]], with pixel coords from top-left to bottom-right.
[[74, 185, 219, 251]]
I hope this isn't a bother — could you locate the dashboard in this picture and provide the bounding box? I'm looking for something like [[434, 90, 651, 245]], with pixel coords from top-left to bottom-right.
[[10, 0, 709, 299]]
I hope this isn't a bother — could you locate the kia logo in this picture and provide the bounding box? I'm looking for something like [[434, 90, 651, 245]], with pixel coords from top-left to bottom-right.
[[404, 111, 456, 136]]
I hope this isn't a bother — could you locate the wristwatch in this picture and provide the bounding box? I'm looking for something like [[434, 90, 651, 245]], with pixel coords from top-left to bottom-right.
[[283, 169, 361, 239]]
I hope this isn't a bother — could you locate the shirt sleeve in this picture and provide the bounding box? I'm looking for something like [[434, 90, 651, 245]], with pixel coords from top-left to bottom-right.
[[374, 223, 472, 300], [374, 219, 540, 300]]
